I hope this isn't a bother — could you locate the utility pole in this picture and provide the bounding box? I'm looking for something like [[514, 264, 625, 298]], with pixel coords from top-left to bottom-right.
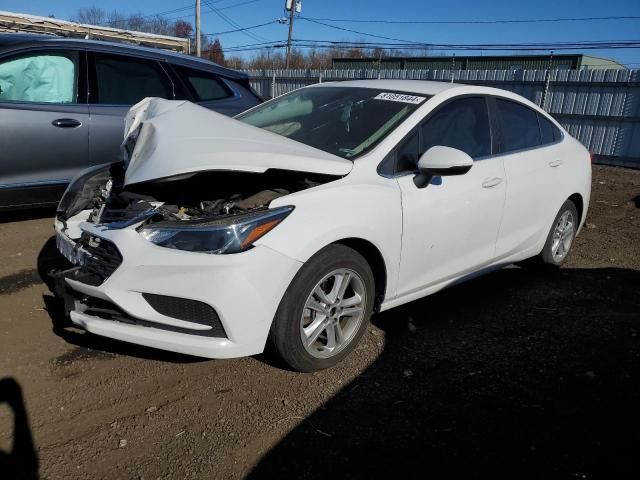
[[285, 1, 295, 69], [195, 0, 201, 57]]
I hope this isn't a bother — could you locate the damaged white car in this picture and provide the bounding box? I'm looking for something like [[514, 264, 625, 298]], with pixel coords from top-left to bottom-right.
[[53, 80, 591, 372]]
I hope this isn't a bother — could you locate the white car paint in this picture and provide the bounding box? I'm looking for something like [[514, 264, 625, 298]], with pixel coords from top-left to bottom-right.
[[394, 147, 506, 299], [55, 80, 592, 359], [122, 97, 352, 186]]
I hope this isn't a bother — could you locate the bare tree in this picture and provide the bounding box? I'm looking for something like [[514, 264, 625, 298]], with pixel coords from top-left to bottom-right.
[[106, 9, 127, 29], [147, 15, 173, 36], [174, 20, 193, 39], [71, 7, 107, 25], [225, 56, 246, 69], [125, 12, 144, 31], [207, 38, 226, 65]]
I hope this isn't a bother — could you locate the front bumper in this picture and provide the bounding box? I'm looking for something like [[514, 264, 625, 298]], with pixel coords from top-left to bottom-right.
[[54, 220, 302, 358]]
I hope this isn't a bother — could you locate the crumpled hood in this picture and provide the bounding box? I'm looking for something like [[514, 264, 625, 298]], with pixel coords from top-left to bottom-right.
[[122, 98, 353, 185]]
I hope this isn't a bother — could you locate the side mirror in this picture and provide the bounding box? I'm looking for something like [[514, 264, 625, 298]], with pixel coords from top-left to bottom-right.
[[414, 146, 473, 188]]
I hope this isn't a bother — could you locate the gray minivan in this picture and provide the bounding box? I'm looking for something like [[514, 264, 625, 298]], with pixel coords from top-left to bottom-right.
[[0, 33, 261, 209]]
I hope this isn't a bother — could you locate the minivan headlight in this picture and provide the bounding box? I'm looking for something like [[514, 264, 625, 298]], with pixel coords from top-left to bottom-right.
[[139, 206, 294, 254]]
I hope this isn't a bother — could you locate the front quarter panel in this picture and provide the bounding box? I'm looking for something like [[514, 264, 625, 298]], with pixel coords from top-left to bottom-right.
[[257, 169, 402, 301]]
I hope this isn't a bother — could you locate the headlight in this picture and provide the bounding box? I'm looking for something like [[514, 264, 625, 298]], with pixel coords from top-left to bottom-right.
[[57, 164, 113, 219], [139, 206, 294, 254]]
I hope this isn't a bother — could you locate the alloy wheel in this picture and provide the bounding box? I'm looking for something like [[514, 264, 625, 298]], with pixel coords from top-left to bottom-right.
[[551, 210, 575, 262], [299, 268, 367, 359]]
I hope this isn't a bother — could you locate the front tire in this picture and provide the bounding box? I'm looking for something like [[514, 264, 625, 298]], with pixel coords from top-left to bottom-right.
[[540, 199, 578, 266], [269, 244, 375, 372]]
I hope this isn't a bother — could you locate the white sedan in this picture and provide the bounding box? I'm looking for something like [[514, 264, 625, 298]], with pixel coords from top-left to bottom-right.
[[53, 80, 591, 372]]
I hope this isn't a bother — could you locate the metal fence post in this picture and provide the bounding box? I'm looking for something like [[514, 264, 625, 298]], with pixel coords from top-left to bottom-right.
[[271, 70, 276, 99], [541, 51, 554, 110]]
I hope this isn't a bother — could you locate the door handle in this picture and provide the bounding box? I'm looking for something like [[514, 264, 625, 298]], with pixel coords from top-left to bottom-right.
[[482, 177, 503, 188], [52, 118, 81, 128], [549, 159, 563, 167]]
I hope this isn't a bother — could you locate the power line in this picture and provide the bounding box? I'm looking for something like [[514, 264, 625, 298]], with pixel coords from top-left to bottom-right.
[[293, 38, 640, 47], [291, 40, 640, 51], [202, 20, 279, 36], [300, 18, 640, 52], [204, 0, 269, 42], [301, 17, 423, 44], [301, 15, 640, 25], [96, 4, 194, 26], [100, 0, 262, 26], [220, 38, 640, 54]]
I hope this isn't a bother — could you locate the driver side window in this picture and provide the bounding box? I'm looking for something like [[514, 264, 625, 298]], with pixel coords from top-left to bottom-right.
[[395, 96, 491, 174]]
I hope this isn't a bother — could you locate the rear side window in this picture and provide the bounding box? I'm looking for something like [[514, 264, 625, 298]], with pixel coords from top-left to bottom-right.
[[538, 113, 561, 145], [0, 51, 78, 104], [173, 65, 232, 101], [496, 99, 541, 152], [421, 97, 491, 159], [92, 53, 172, 105]]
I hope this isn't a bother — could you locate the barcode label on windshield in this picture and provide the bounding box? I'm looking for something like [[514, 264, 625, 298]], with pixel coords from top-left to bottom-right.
[[374, 92, 426, 104]]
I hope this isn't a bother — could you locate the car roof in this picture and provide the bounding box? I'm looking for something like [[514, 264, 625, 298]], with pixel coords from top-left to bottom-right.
[[311, 79, 461, 96], [0, 32, 247, 80], [310, 79, 555, 119]]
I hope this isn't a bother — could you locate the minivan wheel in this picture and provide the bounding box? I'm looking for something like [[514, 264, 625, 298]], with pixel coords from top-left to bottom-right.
[[540, 199, 579, 266], [269, 244, 375, 372]]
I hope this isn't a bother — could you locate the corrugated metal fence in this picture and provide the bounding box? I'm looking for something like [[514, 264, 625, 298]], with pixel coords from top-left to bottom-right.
[[242, 68, 640, 168]]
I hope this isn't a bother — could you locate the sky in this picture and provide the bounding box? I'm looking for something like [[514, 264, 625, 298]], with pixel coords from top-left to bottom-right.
[[2, 0, 639, 66]]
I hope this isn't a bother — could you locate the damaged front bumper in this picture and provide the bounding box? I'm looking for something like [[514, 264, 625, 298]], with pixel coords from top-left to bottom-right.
[[53, 221, 302, 358]]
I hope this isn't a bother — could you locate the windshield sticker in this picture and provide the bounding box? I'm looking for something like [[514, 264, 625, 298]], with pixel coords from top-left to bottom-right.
[[374, 92, 426, 104]]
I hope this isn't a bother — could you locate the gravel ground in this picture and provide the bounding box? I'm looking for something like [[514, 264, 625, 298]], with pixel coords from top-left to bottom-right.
[[0, 165, 638, 479]]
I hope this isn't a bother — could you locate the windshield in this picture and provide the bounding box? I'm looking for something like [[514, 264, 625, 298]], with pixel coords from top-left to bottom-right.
[[236, 87, 428, 159]]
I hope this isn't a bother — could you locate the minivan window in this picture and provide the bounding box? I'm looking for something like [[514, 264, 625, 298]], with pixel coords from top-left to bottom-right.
[[0, 51, 78, 104], [420, 97, 491, 159], [496, 99, 541, 152], [173, 65, 231, 101], [92, 53, 172, 105]]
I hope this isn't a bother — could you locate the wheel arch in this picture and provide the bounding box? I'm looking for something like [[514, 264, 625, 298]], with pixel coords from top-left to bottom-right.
[[331, 237, 387, 312], [568, 192, 584, 224]]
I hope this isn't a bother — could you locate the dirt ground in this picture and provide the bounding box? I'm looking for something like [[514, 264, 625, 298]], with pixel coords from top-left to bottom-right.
[[0, 165, 638, 479]]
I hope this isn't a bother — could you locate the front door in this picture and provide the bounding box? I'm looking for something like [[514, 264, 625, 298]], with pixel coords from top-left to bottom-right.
[[394, 96, 506, 298]]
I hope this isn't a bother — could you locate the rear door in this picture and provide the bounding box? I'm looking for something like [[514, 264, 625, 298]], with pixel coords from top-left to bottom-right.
[[87, 51, 175, 166], [491, 97, 565, 259], [0, 48, 89, 206]]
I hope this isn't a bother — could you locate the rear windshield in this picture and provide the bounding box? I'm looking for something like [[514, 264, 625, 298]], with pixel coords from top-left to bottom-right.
[[236, 87, 428, 159]]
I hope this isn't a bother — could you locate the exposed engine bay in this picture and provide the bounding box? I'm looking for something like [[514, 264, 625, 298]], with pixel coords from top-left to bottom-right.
[[69, 166, 337, 227]]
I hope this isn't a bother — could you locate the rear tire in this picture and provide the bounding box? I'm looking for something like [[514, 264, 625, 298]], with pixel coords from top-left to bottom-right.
[[269, 244, 375, 372], [539, 199, 578, 267]]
